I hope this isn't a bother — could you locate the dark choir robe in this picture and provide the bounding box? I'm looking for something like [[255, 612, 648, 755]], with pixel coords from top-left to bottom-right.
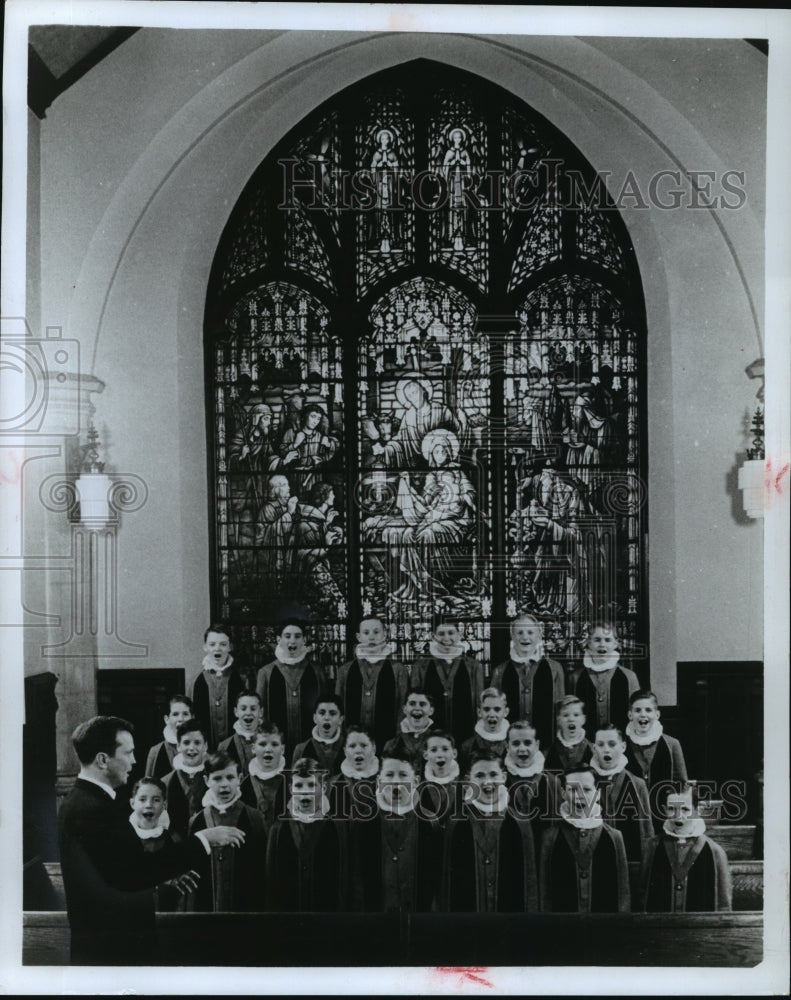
[[240, 770, 288, 835], [58, 779, 203, 965], [256, 657, 330, 753], [460, 733, 507, 773], [266, 816, 348, 911], [335, 657, 409, 751], [625, 732, 688, 804], [189, 801, 268, 912], [144, 739, 177, 779], [218, 731, 258, 777], [539, 820, 630, 913], [329, 773, 378, 821], [191, 668, 248, 749], [411, 654, 484, 745], [417, 779, 463, 829], [348, 808, 443, 912], [570, 663, 640, 734], [641, 833, 732, 912], [135, 827, 187, 913], [490, 656, 565, 749], [544, 737, 593, 775], [292, 734, 344, 778], [442, 806, 539, 912], [382, 727, 434, 770], [593, 768, 653, 867], [506, 768, 562, 847], [163, 768, 207, 839]]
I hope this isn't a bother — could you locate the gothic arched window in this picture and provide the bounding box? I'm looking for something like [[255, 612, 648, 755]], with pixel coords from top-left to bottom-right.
[[205, 62, 647, 680]]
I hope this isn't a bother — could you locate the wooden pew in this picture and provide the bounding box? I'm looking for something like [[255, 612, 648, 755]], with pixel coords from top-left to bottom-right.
[[23, 911, 764, 967]]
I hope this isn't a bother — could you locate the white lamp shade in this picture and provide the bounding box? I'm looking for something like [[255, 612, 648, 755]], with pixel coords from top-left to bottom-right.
[[737, 459, 765, 519], [75, 473, 112, 526]]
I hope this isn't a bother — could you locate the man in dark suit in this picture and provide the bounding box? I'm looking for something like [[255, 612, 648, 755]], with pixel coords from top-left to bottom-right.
[[58, 715, 245, 965]]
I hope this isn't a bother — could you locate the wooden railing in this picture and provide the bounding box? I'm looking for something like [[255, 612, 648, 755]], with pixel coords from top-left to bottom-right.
[[23, 910, 763, 967]]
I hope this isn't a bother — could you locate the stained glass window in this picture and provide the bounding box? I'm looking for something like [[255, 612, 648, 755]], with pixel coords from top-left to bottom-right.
[[206, 63, 647, 681]]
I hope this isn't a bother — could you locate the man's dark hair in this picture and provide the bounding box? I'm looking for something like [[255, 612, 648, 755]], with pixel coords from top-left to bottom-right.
[[561, 763, 597, 787], [72, 715, 134, 765]]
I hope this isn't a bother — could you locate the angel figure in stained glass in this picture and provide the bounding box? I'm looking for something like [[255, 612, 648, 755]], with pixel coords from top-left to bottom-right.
[[369, 127, 403, 253], [442, 126, 477, 251]]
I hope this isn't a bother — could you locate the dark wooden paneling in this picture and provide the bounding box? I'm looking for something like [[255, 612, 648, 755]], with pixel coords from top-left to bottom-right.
[[23, 911, 763, 967], [96, 668, 186, 795], [676, 661, 763, 824]]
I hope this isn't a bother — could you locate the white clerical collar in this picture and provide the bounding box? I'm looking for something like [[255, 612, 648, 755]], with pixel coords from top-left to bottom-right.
[[560, 800, 603, 829], [424, 760, 460, 784], [202, 788, 242, 813], [78, 772, 116, 799], [341, 757, 379, 779], [400, 716, 433, 736], [663, 818, 706, 842], [288, 795, 330, 824], [465, 785, 509, 815], [556, 728, 586, 748], [173, 753, 206, 776], [163, 724, 179, 746], [233, 720, 258, 740], [591, 756, 628, 777], [275, 644, 313, 666], [311, 725, 341, 746], [583, 651, 620, 673], [202, 654, 234, 676], [129, 810, 171, 840], [510, 640, 544, 664], [249, 757, 285, 781], [626, 719, 664, 746], [504, 750, 545, 778], [375, 788, 418, 816], [475, 719, 509, 742], [428, 639, 467, 662], [354, 641, 395, 663]]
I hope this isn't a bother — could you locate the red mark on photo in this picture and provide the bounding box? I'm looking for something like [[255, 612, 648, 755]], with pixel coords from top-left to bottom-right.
[[764, 457, 790, 502], [435, 966, 493, 988], [0, 450, 22, 486]]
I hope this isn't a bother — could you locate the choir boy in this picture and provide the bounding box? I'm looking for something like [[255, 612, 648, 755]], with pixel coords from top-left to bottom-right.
[[240, 723, 288, 836], [569, 622, 639, 735], [217, 691, 263, 777], [188, 752, 267, 912], [442, 751, 538, 912], [256, 619, 330, 752], [539, 765, 630, 913], [335, 616, 409, 750], [348, 753, 442, 912], [625, 690, 688, 825], [490, 615, 564, 748], [191, 625, 248, 748], [266, 758, 348, 911], [410, 620, 484, 744], [640, 784, 732, 912], [382, 689, 435, 766], [144, 695, 193, 779], [460, 687, 509, 770], [162, 720, 209, 839], [292, 696, 345, 778], [544, 695, 593, 774]]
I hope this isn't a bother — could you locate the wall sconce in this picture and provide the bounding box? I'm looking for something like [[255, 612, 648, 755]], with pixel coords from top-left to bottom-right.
[[738, 407, 765, 519], [75, 423, 113, 527]]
